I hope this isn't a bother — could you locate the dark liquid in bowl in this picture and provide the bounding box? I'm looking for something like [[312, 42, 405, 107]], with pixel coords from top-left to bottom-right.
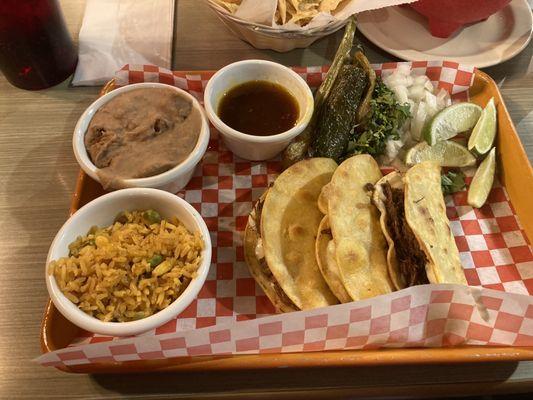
[[218, 80, 299, 136]]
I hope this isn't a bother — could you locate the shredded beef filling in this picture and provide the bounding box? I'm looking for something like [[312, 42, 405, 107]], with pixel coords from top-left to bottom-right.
[[258, 257, 298, 308], [382, 183, 429, 286]]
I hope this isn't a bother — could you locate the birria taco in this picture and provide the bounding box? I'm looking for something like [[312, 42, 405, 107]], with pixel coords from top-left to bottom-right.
[[315, 215, 352, 304], [318, 154, 394, 302], [244, 158, 339, 312], [372, 161, 467, 290]]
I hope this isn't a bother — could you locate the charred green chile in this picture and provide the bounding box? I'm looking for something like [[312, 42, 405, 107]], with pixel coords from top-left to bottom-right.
[[311, 65, 367, 161], [281, 17, 357, 169]]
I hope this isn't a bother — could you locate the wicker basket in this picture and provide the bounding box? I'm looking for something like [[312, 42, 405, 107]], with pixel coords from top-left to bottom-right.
[[206, 1, 347, 52]]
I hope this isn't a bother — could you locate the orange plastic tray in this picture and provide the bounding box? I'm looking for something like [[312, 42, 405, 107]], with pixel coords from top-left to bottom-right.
[[40, 70, 533, 373]]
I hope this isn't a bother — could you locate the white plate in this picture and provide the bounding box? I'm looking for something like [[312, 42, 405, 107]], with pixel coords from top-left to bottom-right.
[[358, 0, 532, 68]]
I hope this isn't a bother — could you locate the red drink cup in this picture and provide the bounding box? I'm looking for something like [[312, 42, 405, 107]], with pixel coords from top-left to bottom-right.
[[0, 0, 78, 90]]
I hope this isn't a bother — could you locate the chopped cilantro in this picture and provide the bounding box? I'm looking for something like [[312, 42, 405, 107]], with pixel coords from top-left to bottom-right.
[[441, 170, 466, 195], [346, 78, 411, 157]]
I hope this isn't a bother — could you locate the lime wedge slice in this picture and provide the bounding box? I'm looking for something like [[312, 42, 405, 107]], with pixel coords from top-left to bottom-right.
[[423, 102, 482, 145], [468, 147, 496, 208], [468, 97, 497, 155], [405, 140, 477, 167]]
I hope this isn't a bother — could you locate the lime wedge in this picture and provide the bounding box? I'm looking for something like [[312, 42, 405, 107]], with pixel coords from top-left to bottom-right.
[[468, 97, 497, 155], [423, 102, 482, 145], [405, 140, 477, 167], [468, 147, 496, 208]]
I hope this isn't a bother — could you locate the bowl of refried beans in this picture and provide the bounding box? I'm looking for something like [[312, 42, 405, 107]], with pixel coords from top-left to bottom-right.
[[73, 83, 210, 192]]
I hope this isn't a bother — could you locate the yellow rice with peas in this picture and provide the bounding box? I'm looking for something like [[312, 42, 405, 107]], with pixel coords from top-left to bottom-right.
[[48, 210, 204, 322]]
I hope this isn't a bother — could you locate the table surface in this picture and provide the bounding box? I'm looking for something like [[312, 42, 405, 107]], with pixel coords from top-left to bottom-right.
[[1, 0, 532, 398]]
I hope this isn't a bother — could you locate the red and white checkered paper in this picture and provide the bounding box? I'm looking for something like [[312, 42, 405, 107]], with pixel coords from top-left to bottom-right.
[[37, 62, 533, 367]]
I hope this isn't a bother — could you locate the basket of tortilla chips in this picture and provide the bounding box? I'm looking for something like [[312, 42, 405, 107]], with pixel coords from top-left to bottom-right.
[[206, 0, 349, 52], [207, 0, 415, 52]]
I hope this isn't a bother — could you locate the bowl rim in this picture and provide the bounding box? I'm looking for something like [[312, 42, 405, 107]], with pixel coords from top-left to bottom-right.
[[73, 82, 210, 188], [204, 59, 314, 144], [45, 188, 212, 336]]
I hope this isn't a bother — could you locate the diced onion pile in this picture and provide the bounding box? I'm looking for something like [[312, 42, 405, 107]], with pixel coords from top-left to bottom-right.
[[381, 64, 452, 162]]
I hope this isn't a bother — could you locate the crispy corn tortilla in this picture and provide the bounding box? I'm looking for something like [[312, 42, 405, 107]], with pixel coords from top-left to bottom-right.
[[317, 183, 330, 214], [261, 158, 339, 309], [328, 155, 393, 301], [244, 193, 299, 313], [404, 162, 467, 285], [372, 171, 405, 290], [315, 216, 352, 303]]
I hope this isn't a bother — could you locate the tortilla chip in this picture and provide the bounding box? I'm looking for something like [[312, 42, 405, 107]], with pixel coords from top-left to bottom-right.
[[315, 216, 352, 303], [211, 0, 241, 13], [404, 162, 467, 285], [277, 0, 288, 24], [290, 0, 319, 12], [328, 155, 393, 301], [261, 158, 339, 310], [285, 0, 321, 26], [319, 0, 344, 12]]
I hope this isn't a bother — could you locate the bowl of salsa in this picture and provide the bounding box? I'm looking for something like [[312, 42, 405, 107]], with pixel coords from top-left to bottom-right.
[[204, 60, 314, 161]]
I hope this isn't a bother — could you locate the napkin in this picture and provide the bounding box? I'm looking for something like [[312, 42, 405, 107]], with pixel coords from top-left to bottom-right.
[[72, 0, 174, 86]]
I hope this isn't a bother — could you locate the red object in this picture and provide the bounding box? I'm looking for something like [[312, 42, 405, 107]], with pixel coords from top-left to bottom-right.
[[409, 0, 512, 38], [0, 0, 78, 90]]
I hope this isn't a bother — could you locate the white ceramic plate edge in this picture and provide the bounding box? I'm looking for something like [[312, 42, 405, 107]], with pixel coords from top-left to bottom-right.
[[358, 0, 533, 68]]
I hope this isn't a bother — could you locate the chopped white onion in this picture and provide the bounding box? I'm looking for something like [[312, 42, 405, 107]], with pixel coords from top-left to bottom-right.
[[385, 138, 404, 161], [436, 88, 452, 108], [413, 75, 429, 86], [382, 66, 452, 149], [425, 91, 438, 116], [424, 80, 435, 92], [409, 84, 426, 101], [393, 85, 409, 104], [397, 63, 411, 76], [411, 101, 427, 141]]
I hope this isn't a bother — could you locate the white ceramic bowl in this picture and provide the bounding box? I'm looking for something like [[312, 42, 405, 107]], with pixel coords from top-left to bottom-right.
[[73, 82, 210, 193], [204, 60, 314, 161], [45, 188, 212, 336]]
